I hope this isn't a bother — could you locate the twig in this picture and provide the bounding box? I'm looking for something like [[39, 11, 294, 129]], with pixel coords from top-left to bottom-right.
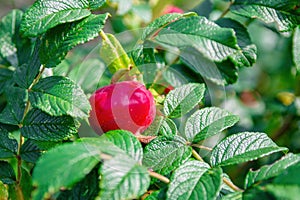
[[192, 149, 204, 162], [223, 177, 243, 192], [217, 0, 234, 20], [191, 144, 213, 151], [148, 170, 170, 184]]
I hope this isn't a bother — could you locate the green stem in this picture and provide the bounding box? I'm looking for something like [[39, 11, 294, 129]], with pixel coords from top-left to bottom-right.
[[192, 149, 204, 162], [217, 0, 234, 20], [148, 170, 170, 184], [191, 144, 212, 151], [15, 134, 24, 200]]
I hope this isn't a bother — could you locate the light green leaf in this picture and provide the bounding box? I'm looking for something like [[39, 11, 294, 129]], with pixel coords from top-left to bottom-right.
[[210, 132, 288, 166], [20, 139, 42, 163], [0, 9, 23, 66], [230, 0, 300, 32], [0, 87, 28, 125], [294, 26, 300, 73], [99, 155, 150, 200], [185, 107, 239, 143], [0, 128, 18, 159], [155, 16, 240, 62], [264, 185, 300, 200], [0, 181, 8, 199], [167, 160, 222, 200], [159, 118, 177, 137], [163, 83, 205, 118], [29, 76, 91, 118], [245, 153, 300, 188], [102, 130, 143, 162], [100, 33, 133, 74], [40, 13, 109, 68], [144, 190, 160, 200], [273, 162, 300, 185], [142, 115, 164, 136], [221, 192, 243, 200], [0, 161, 16, 184], [143, 136, 192, 175], [20, 0, 105, 37], [32, 141, 102, 200], [21, 109, 79, 141]]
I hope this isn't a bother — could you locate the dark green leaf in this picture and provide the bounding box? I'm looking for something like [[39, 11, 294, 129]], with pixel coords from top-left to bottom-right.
[[0, 9, 23, 66], [167, 160, 222, 200], [273, 162, 300, 185], [0, 127, 18, 158], [0, 68, 13, 94], [215, 59, 239, 84], [13, 37, 42, 89], [29, 76, 91, 118], [142, 13, 193, 40], [210, 132, 288, 166], [294, 26, 300, 73], [216, 18, 257, 67], [99, 155, 150, 200], [230, 0, 300, 32], [0, 161, 16, 184], [20, 139, 42, 163], [163, 83, 205, 118], [57, 167, 100, 200], [159, 118, 177, 137], [20, 167, 33, 200], [143, 136, 192, 175], [0, 87, 28, 125], [21, 109, 79, 141], [102, 130, 143, 162], [40, 13, 109, 68], [144, 190, 160, 200], [245, 153, 300, 188], [185, 107, 239, 143], [32, 141, 102, 200], [20, 0, 104, 37], [100, 33, 133, 74], [155, 16, 239, 62]]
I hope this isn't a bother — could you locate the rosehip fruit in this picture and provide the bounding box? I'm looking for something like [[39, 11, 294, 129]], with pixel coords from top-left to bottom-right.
[[89, 81, 156, 135], [163, 5, 184, 14]]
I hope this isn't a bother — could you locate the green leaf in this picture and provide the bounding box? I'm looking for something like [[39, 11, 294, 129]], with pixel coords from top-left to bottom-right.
[[215, 59, 239, 84], [230, 0, 300, 32], [216, 18, 257, 67], [13, 38, 42, 89], [100, 33, 133, 74], [180, 47, 227, 86], [144, 190, 160, 200], [0, 87, 28, 125], [142, 115, 164, 136], [245, 153, 300, 188], [185, 107, 239, 143], [102, 130, 143, 162], [159, 118, 177, 137], [21, 109, 79, 141], [57, 167, 100, 200], [0, 68, 13, 94], [210, 132, 288, 166], [294, 26, 300, 73], [0, 127, 18, 159], [0, 161, 16, 184], [0, 9, 23, 66], [273, 162, 300, 185], [221, 192, 243, 200], [40, 13, 109, 68], [163, 83, 205, 118], [154, 16, 239, 62], [99, 155, 150, 200], [20, 0, 105, 37], [143, 136, 192, 175], [20, 139, 42, 163], [167, 160, 222, 200], [32, 141, 102, 200], [29, 76, 91, 118], [142, 13, 189, 40], [264, 185, 300, 200]]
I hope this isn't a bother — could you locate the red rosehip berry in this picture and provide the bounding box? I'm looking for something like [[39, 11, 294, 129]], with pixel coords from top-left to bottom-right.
[[163, 5, 184, 14], [89, 81, 156, 135]]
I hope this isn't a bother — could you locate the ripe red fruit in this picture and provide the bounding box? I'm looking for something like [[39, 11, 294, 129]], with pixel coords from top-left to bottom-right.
[[162, 5, 184, 14], [89, 81, 156, 135]]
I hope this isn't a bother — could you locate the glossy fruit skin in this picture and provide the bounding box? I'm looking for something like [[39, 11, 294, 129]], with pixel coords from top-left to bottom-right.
[[89, 81, 156, 135], [163, 5, 184, 14]]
